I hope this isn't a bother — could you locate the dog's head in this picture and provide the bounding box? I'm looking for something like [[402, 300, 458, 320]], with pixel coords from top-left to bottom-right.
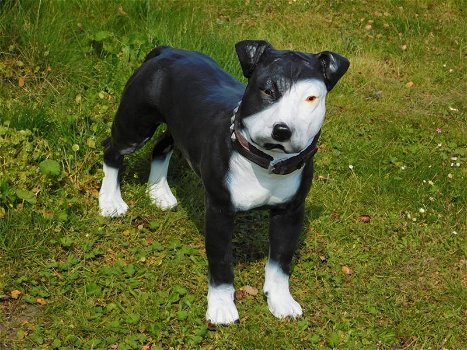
[[235, 40, 349, 155]]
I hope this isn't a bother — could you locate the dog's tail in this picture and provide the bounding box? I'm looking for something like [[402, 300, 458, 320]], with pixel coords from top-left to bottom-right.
[[144, 46, 170, 62]]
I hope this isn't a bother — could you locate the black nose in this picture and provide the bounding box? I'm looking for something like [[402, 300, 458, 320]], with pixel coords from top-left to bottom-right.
[[271, 123, 292, 142]]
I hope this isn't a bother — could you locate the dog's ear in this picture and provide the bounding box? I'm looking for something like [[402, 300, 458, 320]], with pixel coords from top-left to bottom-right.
[[317, 51, 350, 91], [235, 40, 272, 78]]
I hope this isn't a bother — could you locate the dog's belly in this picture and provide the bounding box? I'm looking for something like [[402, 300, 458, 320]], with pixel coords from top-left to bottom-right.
[[225, 152, 302, 211]]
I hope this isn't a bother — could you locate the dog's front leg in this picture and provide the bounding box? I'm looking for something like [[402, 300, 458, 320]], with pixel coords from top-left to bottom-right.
[[204, 195, 239, 325], [264, 204, 305, 319]]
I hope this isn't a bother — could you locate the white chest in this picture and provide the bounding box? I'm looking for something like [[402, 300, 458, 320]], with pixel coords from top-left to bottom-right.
[[225, 152, 303, 211]]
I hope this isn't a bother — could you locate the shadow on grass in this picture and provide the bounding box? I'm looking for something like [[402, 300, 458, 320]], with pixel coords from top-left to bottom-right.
[[124, 147, 323, 266]]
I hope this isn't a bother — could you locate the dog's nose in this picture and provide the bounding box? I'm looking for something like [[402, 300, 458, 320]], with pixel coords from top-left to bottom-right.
[[271, 123, 292, 142]]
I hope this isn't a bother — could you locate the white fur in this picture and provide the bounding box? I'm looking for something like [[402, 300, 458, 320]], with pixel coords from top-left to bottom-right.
[[147, 151, 177, 210], [264, 261, 303, 319], [226, 152, 303, 211], [243, 79, 327, 154], [99, 163, 128, 217], [206, 284, 239, 324]]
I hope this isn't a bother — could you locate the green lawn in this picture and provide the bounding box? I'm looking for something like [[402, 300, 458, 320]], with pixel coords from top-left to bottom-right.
[[0, 1, 465, 349]]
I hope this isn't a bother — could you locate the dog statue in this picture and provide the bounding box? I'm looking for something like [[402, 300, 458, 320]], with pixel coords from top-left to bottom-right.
[[99, 40, 349, 324]]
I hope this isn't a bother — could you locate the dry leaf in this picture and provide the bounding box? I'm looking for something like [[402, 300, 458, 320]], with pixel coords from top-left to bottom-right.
[[317, 175, 329, 182], [18, 77, 25, 87], [236, 285, 258, 300], [141, 344, 152, 350], [11, 290, 22, 299], [243, 285, 258, 296], [207, 321, 217, 331], [359, 214, 371, 223], [342, 265, 353, 275], [406, 81, 414, 88], [331, 209, 340, 220], [235, 289, 248, 300], [36, 297, 47, 305]]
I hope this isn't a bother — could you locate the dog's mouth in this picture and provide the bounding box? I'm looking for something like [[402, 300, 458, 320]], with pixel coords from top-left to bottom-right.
[[263, 143, 286, 152]]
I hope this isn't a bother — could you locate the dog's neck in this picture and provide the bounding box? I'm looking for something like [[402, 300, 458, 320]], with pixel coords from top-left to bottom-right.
[[230, 102, 320, 175]]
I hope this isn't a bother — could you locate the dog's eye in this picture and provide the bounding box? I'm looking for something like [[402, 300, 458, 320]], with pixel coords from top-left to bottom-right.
[[305, 95, 317, 103]]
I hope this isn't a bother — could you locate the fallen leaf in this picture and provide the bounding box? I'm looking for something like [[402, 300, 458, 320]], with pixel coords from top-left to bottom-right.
[[11, 290, 22, 299], [235, 289, 248, 300], [319, 255, 327, 263], [243, 285, 258, 296], [141, 344, 152, 350], [235, 285, 258, 300], [405, 81, 414, 88], [359, 214, 371, 223], [36, 298, 47, 305], [331, 210, 340, 220], [342, 265, 353, 275], [18, 77, 25, 87], [317, 175, 329, 182], [207, 321, 217, 331]]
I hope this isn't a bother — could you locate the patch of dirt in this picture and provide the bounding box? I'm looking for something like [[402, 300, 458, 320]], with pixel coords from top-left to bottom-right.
[[0, 298, 41, 347]]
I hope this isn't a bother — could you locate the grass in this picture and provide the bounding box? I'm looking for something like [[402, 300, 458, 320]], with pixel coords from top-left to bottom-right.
[[0, 0, 465, 348]]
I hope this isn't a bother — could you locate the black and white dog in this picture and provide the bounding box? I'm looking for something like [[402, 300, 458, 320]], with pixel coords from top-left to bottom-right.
[[99, 40, 349, 324]]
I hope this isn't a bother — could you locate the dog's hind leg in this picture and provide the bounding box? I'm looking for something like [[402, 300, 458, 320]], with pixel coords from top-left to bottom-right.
[[147, 131, 177, 210], [99, 50, 170, 217], [99, 137, 129, 217], [99, 108, 162, 217]]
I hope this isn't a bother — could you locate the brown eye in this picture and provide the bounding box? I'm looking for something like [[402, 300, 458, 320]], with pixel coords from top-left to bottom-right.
[[306, 96, 317, 103]]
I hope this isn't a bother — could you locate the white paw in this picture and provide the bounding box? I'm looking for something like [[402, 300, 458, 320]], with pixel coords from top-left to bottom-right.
[[99, 195, 128, 217], [265, 290, 303, 319], [147, 182, 177, 210], [264, 261, 303, 319], [206, 285, 239, 325], [99, 164, 128, 217]]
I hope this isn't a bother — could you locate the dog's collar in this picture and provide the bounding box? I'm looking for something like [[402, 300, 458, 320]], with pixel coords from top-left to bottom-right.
[[230, 103, 320, 175]]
